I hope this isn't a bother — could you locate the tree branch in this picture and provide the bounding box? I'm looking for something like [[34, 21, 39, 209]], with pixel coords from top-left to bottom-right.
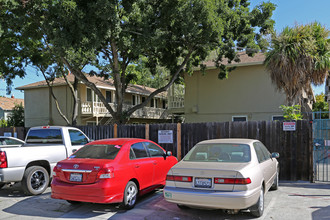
[[126, 49, 193, 116], [40, 68, 71, 125], [61, 57, 116, 117]]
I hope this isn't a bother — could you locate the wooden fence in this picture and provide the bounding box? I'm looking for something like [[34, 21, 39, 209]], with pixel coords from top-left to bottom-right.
[[1, 120, 313, 181]]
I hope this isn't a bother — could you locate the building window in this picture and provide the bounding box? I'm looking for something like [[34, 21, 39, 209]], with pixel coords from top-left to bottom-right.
[[87, 88, 92, 102], [132, 95, 136, 105], [155, 98, 158, 108], [150, 98, 154, 107], [272, 115, 284, 121], [232, 116, 247, 122], [106, 91, 112, 103], [142, 96, 146, 103], [162, 100, 166, 109]]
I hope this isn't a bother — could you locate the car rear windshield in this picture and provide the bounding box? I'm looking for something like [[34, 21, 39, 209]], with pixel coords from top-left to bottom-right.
[[183, 143, 251, 163], [25, 129, 63, 144], [70, 144, 122, 160]]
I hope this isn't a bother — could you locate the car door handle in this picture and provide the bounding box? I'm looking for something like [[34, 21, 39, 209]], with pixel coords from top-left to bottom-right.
[[135, 164, 140, 168], [153, 162, 158, 165]]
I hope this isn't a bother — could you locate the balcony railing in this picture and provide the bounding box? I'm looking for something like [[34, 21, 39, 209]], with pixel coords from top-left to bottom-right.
[[168, 95, 184, 109], [81, 102, 167, 119]]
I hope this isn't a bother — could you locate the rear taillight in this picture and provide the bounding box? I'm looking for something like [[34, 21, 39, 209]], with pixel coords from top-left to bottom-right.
[[166, 175, 193, 182], [53, 165, 61, 177], [0, 151, 7, 168], [97, 167, 114, 179], [214, 177, 251, 185]]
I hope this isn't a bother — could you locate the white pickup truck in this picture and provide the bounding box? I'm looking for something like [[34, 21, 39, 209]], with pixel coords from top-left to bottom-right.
[[0, 126, 90, 195]]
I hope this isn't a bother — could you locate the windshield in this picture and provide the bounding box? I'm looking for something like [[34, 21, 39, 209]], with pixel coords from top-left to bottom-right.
[[183, 143, 251, 163], [70, 144, 122, 160], [26, 129, 63, 144]]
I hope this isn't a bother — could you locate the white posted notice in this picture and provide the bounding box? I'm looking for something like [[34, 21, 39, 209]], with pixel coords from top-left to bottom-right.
[[158, 130, 173, 143]]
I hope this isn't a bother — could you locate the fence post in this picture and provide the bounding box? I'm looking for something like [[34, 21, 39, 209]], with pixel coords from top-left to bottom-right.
[[114, 124, 118, 138], [145, 124, 149, 139], [177, 123, 181, 160]]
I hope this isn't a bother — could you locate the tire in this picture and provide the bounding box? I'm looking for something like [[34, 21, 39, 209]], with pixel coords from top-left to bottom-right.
[[271, 168, 279, 190], [0, 183, 5, 189], [22, 166, 49, 195], [250, 185, 264, 217], [177, 204, 190, 209], [67, 200, 81, 205], [122, 181, 138, 210]]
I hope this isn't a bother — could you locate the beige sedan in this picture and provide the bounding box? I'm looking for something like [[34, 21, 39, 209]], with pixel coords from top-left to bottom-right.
[[164, 139, 279, 217]]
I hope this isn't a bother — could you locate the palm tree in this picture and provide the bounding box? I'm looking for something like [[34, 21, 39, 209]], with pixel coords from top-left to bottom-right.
[[264, 22, 330, 106]]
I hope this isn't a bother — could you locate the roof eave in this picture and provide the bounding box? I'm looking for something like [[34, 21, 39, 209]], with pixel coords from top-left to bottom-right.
[[194, 61, 264, 71]]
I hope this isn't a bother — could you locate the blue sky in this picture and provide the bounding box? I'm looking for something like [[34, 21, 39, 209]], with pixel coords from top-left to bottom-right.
[[1, 0, 330, 99]]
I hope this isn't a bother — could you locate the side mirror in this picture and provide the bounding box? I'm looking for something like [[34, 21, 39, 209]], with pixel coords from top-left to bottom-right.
[[271, 152, 280, 158], [163, 151, 172, 160]]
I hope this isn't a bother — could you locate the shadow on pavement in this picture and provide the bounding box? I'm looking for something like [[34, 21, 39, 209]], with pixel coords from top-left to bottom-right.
[[1, 187, 260, 220], [279, 181, 330, 190], [311, 205, 330, 220], [109, 190, 259, 220], [0, 183, 27, 198]]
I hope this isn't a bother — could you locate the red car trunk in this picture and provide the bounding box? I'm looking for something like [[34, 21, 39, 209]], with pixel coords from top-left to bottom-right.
[[55, 159, 114, 184]]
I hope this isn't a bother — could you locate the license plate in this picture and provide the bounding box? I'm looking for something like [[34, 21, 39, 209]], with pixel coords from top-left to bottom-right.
[[70, 173, 82, 182], [194, 177, 212, 188]]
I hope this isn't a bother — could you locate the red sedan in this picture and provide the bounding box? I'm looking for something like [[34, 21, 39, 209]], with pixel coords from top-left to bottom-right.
[[51, 138, 177, 209]]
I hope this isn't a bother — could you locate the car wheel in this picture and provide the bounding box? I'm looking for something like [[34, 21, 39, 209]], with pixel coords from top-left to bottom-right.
[[22, 166, 49, 195], [67, 200, 81, 205], [271, 168, 279, 190], [250, 185, 264, 217], [122, 181, 138, 210], [0, 183, 5, 189]]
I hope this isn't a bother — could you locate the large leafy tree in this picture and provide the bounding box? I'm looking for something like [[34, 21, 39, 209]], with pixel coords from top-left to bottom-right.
[[7, 103, 24, 127], [1, 0, 276, 124], [265, 23, 330, 105], [313, 93, 329, 112]]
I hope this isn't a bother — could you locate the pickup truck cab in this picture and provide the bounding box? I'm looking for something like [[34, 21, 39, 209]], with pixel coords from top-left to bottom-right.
[[0, 126, 89, 195]]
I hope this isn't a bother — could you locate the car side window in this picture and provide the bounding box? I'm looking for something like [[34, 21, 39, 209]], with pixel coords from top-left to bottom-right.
[[253, 143, 267, 163], [144, 142, 165, 157], [131, 142, 148, 159], [69, 130, 89, 146], [0, 138, 21, 145], [259, 142, 271, 161], [129, 148, 136, 159]]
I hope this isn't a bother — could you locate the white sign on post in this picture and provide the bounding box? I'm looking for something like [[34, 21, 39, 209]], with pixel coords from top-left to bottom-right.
[[3, 132, 12, 137], [158, 130, 173, 143], [283, 122, 296, 131], [3, 132, 17, 138]]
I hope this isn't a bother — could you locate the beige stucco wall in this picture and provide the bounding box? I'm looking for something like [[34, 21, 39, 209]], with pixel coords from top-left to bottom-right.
[[184, 64, 286, 123], [24, 86, 79, 127], [24, 87, 50, 127]]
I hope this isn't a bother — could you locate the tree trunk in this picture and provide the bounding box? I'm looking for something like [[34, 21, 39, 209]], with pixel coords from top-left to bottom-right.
[[63, 74, 79, 126]]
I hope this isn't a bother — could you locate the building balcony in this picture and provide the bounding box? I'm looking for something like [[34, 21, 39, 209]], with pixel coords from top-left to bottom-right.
[[167, 95, 184, 114], [81, 102, 167, 119]]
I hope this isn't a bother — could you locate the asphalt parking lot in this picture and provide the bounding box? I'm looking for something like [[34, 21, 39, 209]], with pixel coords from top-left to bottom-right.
[[0, 181, 329, 220]]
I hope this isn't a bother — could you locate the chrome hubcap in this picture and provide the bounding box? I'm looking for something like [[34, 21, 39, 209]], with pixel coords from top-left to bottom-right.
[[259, 190, 264, 212], [126, 184, 137, 206], [30, 170, 46, 190]]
